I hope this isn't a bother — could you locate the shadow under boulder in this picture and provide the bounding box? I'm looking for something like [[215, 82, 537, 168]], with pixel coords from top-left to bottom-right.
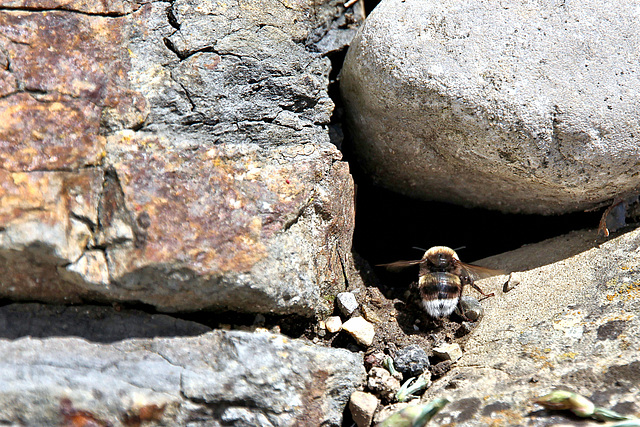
[[0, 303, 211, 343]]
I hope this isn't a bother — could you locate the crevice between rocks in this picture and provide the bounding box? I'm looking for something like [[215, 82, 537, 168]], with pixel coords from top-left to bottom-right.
[[165, 4, 180, 30], [69, 211, 97, 235], [0, 5, 135, 18], [321, 0, 631, 318]]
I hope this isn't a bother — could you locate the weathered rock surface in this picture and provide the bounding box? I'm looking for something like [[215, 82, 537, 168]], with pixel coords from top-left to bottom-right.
[[417, 228, 640, 425], [0, 0, 363, 315], [0, 329, 365, 426], [341, 0, 640, 214], [99, 136, 354, 314]]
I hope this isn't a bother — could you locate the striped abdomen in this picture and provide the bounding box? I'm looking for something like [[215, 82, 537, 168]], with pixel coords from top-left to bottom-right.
[[418, 272, 462, 318]]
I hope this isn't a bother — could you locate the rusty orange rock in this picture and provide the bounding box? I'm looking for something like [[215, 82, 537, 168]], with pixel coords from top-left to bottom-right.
[[0, 1, 358, 316], [99, 134, 354, 314], [0, 169, 102, 302], [0, 93, 106, 171], [0, 10, 146, 171]]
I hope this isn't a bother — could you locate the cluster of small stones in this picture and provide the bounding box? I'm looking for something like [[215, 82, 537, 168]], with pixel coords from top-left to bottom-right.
[[318, 289, 470, 426], [348, 342, 464, 426], [318, 291, 376, 346]]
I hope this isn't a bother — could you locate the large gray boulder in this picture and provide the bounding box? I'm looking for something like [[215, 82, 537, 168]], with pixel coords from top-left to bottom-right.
[[0, 329, 365, 426], [341, 0, 640, 214]]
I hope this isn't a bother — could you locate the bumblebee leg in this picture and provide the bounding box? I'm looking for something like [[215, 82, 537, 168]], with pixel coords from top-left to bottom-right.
[[456, 298, 472, 322], [470, 282, 495, 300], [597, 198, 624, 237]]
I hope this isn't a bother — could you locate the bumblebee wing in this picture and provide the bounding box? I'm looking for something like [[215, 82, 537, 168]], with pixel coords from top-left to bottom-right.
[[461, 263, 507, 281], [377, 259, 423, 272]]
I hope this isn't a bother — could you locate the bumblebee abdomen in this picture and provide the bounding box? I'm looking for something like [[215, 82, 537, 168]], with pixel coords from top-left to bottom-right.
[[419, 272, 461, 299], [418, 272, 462, 317]]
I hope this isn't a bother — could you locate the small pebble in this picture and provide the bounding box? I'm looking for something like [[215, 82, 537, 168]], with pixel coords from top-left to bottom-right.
[[336, 292, 359, 316], [361, 305, 381, 323], [342, 316, 375, 346], [364, 352, 386, 370], [455, 321, 475, 337], [325, 316, 343, 333], [393, 345, 430, 378], [455, 296, 483, 321], [432, 343, 463, 362], [367, 367, 401, 401], [430, 360, 452, 378], [349, 391, 379, 427]]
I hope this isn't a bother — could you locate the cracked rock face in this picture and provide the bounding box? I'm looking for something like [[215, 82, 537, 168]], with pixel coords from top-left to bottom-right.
[[0, 1, 366, 424], [0, 328, 365, 426], [0, 0, 362, 316], [341, 0, 640, 214]]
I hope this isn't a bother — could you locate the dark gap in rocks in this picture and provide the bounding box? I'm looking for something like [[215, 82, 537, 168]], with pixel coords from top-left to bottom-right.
[[364, 0, 382, 15], [163, 38, 223, 61], [327, 48, 348, 150], [350, 178, 604, 297], [162, 37, 181, 58], [165, 3, 180, 30], [328, 3, 608, 297], [0, 301, 210, 343], [121, 303, 315, 340], [354, 182, 604, 263], [175, 309, 314, 339], [0, 299, 315, 343]]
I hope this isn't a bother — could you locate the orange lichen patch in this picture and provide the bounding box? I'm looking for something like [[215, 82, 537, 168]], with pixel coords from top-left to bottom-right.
[[556, 352, 578, 361], [0, 94, 106, 171], [122, 403, 167, 426], [0, 169, 101, 225], [605, 281, 640, 302], [600, 314, 635, 324], [522, 346, 554, 369], [0, 10, 146, 171], [0, 11, 125, 99], [0, 170, 52, 222], [60, 398, 111, 427], [480, 409, 526, 426]]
